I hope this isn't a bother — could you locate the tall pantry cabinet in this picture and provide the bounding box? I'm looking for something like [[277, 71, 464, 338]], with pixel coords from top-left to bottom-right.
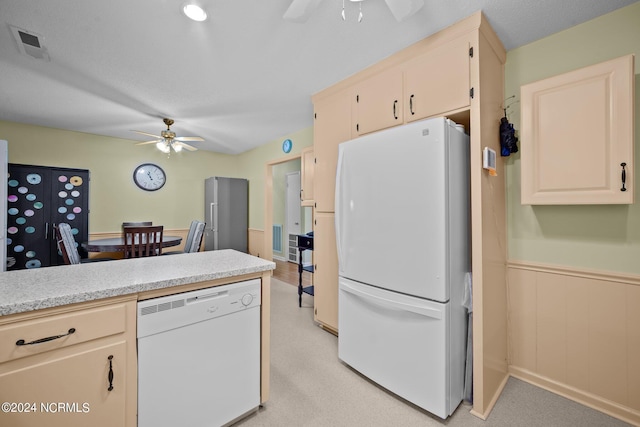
[[311, 12, 508, 420], [6, 164, 90, 270]]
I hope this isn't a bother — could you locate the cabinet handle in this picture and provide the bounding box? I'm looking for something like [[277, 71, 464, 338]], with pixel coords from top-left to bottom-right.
[[620, 163, 627, 192], [15, 328, 76, 346], [107, 355, 114, 391], [393, 100, 398, 120], [409, 94, 415, 115]]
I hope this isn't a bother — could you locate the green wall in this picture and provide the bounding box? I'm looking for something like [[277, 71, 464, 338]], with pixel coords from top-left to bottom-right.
[[505, 2, 640, 274], [0, 119, 312, 233]]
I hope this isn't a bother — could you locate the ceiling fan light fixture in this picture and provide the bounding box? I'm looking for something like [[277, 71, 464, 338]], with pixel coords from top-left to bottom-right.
[[183, 4, 207, 22], [173, 144, 183, 153], [156, 141, 170, 153]]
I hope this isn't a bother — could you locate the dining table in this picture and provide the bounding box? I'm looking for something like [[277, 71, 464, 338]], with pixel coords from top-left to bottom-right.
[[82, 235, 183, 253]]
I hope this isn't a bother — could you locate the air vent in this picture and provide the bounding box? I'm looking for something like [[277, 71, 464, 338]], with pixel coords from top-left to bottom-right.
[[9, 25, 50, 61], [140, 299, 186, 316]]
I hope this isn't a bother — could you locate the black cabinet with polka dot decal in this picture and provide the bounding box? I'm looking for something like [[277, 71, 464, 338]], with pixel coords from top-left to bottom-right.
[[7, 164, 90, 270]]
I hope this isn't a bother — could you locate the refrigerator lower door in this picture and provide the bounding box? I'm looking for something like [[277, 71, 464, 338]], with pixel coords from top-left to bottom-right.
[[338, 277, 460, 419]]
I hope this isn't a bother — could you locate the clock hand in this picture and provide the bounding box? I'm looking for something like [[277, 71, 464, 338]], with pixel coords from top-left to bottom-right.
[[147, 171, 153, 181]]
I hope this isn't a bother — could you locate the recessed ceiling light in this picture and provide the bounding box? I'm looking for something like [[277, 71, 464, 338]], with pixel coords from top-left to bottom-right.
[[183, 4, 207, 22]]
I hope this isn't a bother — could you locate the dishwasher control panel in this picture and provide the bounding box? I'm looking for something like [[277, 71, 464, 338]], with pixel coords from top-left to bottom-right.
[[137, 279, 261, 338]]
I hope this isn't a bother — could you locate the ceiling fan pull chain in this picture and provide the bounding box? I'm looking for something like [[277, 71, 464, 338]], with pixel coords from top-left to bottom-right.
[[358, 1, 363, 23], [342, 0, 346, 21]]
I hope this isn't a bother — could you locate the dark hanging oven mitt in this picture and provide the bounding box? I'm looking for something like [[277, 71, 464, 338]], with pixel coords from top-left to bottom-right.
[[499, 116, 519, 156]]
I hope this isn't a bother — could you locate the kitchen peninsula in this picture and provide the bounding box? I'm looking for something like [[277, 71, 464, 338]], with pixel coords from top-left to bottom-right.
[[0, 250, 275, 427]]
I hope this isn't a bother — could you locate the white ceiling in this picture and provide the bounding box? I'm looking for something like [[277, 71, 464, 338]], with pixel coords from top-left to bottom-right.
[[0, 0, 637, 154]]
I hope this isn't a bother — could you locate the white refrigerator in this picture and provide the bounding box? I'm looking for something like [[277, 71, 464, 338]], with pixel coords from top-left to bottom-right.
[[335, 116, 470, 419]]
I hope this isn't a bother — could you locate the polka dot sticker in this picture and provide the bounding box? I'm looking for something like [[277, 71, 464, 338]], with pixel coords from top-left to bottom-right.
[[71, 190, 80, 197], [16, 217, 26, 225], [58, 207, 68, 214], [8, 208, 18, 215], [6, 238, 11, 245], [14, 245, 24, 253], [24, 210, 35, 217], [65, 199, 74, 206], [18, 187, 28, 194], [71, 228, 79, 235], [26, 174, 42, 185], [7, 195, 18, 203], [8, 179, 18, 187], [58, 175, 68, 183], [26, 251, 36, 258], [34, 202, 43, 209], [26, 260, 41, 269], [66, 213, 76, 221], [25, 226, 35, 234], [73, 207, 82, 214], [26, 194, 36, 201], [8, 227, 18, 234], [65, 183, 73, 190], [70, 176, 83, 186], [58, 191, 68, 198]]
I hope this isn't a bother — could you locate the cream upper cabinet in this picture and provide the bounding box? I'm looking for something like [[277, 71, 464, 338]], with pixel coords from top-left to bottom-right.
[[313, 212, 338, 332], [521, 54, 634, 205], [0, 298, 137, 427], [301, 146, 315, 207], [353, 66, 404, 135], [404, 35, 471, 122], [313, 89, 352, 213]]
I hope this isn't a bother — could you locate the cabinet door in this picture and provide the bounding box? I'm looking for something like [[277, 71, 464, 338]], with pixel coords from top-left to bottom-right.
[[314, 212, 338, 331], [520, 55, 634, 204], [0, 341, 128, 427], [313, 90, 352, 212], [7, 165, 90, 270], [300, 146, 315, 207], [354, 67, 403, 135], [404, 36, 471, 121]]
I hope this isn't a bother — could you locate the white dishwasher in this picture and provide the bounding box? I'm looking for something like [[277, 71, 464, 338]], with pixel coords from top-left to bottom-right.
[[137, 279, 261, 427]]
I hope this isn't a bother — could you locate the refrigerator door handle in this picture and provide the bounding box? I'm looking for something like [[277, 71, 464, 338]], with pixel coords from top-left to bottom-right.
[[209, 203, 218, 231], [341, 281, 443, 320], [334, 149, 345, 267]]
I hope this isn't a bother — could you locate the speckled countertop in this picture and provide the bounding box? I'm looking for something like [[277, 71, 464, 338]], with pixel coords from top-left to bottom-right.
[[0, 249, 275, 316]]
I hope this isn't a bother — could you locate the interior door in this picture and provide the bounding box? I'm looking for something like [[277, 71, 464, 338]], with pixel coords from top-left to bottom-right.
[[286, 172, 301, 263]]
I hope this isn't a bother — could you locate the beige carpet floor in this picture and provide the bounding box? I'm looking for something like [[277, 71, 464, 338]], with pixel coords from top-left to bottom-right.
[[236, 278, 631, 427]]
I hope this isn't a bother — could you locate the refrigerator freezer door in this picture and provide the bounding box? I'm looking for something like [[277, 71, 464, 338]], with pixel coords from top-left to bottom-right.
[[338, 277, 458, 419], [335, 117, 469, 302], [204, 177, 248, 252]]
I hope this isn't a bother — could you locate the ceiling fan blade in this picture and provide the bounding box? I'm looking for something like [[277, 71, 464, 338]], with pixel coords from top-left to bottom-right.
[[132, 130, 163, 139], [174, 136, 204, 142], [135, 140, 162, 146], [283, 0, 322, 23], [384, 0, 424, 22], [174, 141, 198, 151]]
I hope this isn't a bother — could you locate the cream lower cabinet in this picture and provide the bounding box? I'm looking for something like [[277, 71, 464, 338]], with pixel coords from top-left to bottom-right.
[[520, 54, 634, 204], [313, 212, 339, 332], [0, 297, 137, 427]]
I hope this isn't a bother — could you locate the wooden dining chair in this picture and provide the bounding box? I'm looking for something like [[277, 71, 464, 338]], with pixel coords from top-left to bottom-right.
[[123, 225, 163, 258]]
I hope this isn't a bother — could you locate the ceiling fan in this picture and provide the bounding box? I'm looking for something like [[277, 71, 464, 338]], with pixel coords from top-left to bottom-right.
[[283, 0, 424, 23], [132, 118, 203, 154]]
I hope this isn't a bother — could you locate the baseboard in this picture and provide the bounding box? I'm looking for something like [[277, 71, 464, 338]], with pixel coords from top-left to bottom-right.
[[272, 255, 287, 262], [509, 367, 640, 426], [469, 373, 509, 420]]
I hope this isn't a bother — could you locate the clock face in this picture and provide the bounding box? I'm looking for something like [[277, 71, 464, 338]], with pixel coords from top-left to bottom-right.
[[133, 163, 166, 191], [282, 139, 292, 153]]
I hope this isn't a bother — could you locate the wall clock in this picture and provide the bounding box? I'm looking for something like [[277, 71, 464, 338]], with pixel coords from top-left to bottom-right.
[[282, 139, 292, 153], [133, 163, 166, 191]]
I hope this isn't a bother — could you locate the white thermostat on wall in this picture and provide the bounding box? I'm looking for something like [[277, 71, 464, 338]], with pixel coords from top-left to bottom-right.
[[483, 147, 497, 176]]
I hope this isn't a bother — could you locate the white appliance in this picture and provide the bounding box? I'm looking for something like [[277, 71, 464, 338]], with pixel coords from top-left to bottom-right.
[[335, 116, 470, 419], [137, 279, 261, 427]]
